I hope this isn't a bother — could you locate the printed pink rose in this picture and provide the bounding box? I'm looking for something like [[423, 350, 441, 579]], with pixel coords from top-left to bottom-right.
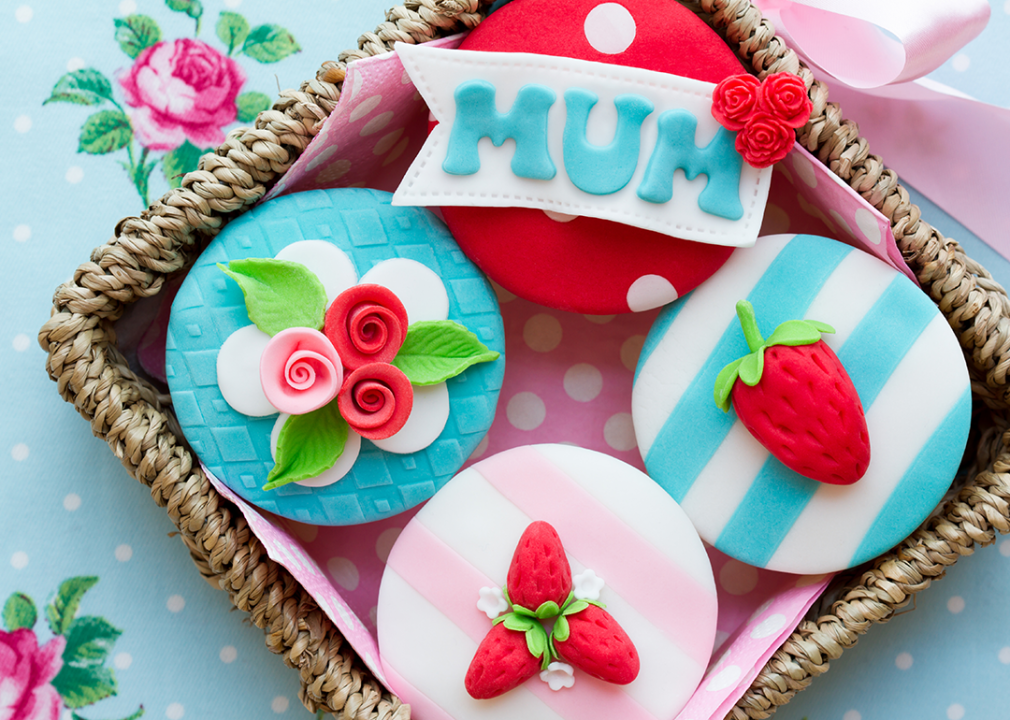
[[324, 284, 409, 371], [0, 629, 66, 720], [758, 73, 813, 129], [734, 112, 795, 168], [119, 38, 246, 151], [711, 74, 761, 131], [338, 363, 414, 440], [260, 327, 344, 415]]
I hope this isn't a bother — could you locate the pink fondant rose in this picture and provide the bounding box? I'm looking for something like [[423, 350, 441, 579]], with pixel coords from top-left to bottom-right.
[[337, 363, 414, 439], [759, 73, 813, 129], [734, 113, 795, 168], [0, 629, 66, 720], [260, 327, 344, 415], [324, 284, 409, 371], [119, 38, 246, 151], [711, 74, 761, 131]]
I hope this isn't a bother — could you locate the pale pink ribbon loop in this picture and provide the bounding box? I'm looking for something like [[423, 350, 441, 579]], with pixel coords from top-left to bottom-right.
[[755, 0, 990, 88]]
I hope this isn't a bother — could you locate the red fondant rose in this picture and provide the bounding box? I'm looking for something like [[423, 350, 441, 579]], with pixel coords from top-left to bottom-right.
[[0, 629, 66, 720], [734, 113, 795, 168], [119, 38, 245, 151], [711, 74, 761, 131], [338, 363, 413, 439], [324, 284, 409, 370], [758, 73, 812, 129]]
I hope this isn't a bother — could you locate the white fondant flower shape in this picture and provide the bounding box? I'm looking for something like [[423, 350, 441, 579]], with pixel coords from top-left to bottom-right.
[[573, 569, 605, 601], [476, 586, 508, 620], [217, 241, 452, 487], [540, 662, 575, 691]]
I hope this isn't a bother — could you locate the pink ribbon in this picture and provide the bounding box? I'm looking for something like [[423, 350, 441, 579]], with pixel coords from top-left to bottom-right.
[[754, 0, 1010, 262]]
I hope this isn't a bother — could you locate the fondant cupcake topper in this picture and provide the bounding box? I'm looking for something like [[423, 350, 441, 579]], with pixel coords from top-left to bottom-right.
[[466, 521, 639, 699], [217, 257, 499, 491], [714, 299, 870, 485]]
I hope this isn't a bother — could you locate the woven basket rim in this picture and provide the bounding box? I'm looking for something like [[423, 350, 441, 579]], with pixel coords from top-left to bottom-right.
[[37, 1, 1010, 718]]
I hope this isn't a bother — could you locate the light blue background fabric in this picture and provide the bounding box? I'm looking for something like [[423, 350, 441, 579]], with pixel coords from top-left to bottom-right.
[[1, 1, 1008, 719]]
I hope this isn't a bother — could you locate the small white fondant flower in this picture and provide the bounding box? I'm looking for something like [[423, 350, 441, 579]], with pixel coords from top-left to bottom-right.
[[540, 662, 575, 691], [477, 586, 508, 619], [573, 569, 605, 601]]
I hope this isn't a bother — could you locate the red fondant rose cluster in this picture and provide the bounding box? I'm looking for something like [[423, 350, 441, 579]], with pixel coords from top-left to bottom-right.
[[324, 284, 414, 439], [711, 73, 812, 169]]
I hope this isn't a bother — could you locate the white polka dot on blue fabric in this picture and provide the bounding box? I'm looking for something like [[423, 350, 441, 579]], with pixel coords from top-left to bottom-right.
[[952, 54, 971, 72], [14, 115, 31, 133], [66, 57, 85, 72], [947, 596, 965, 614], [10, 552, 28, 570], [166, 703, 184, 720], [167, 595, 185, 613], [895, 652, 913, 670], [115, 544, 133, 562], [947, 703, 965, 720], [63, 494, 81, 511], [114, 652, 132, 670], [12, 225, 30, 243], [119, 0, 137, 13], [999, 647, 1010, 664], [15, 5, 32, 23], [843, 711, 862, 720], [11, 444, 29, 461], [65, 166, 84, 184], [12, 334, 30, 352], [220, 646, 238, 663], [999, 538, 1010, 557], [271, 697, 289, 714]]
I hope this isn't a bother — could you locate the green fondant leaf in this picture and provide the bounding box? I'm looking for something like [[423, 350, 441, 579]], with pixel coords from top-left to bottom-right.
[[3, 592, 37, 631], [392, 320, 500, 385], [241, 24, 300, 63], [78, 110, 132, 155], [51, 665, 117, 710], [491, 614, 507, 626], [217, 11, 250, 55], [113, 15, 161, 58], [263, 403, 348, 491], [44, 69, 114, 106], [561, 600, 589, 617], [808, 320, 835, 333], [525, 625, 548, 659], [46, 577, 99, 636], [765, 320, 825, 347], [737, 349, 764, 387], [236, 91, 271, 123], [502, 586, 511, 607], [512, 604, 535, 618], [63, 616, 122, 669], [552, 615, 570, 642], [586, 599, 606, 609], [535, 601, 559, 619], [714, 357, 745, 412], [162, 140, 207, 189], [502, 613, 536, 633], [219, 258, 327, 336]]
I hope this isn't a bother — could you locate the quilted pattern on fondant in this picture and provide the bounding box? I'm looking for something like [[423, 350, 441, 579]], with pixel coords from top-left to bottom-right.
[[166, 189, 505, 525]]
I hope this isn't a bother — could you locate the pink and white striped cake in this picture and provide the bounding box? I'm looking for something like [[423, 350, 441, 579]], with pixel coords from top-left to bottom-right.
[[377, 444, 718, 720]]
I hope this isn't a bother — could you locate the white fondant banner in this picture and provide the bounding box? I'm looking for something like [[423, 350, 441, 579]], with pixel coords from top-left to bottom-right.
[[393, 43, 773, 247]]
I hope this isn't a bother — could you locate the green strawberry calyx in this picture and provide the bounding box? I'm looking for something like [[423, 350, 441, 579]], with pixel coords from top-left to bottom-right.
[[491, 587, 605, 670], [714, 300, 835, 412]]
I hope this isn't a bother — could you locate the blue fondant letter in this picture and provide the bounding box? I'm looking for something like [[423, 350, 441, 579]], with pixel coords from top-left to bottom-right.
[[562, 89, 654, 195], [637, 110, 744, 220], [442, 80, 557, 180]]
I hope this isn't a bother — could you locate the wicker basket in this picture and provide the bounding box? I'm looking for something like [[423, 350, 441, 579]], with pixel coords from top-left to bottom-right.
[[38, 0, 1010, 717]]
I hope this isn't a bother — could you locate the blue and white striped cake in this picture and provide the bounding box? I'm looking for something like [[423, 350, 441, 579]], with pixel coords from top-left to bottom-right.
[[632, 234, 971, 574]]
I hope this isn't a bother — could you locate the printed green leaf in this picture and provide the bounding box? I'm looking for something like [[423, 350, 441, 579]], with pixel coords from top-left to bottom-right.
[[113, 15, 161, 59], [165, 0, 203, 19], [162, 140, 207, 188], [46, 577, 99, 636], [73, 705, 145, 720], [535, 601, 559, 619], [44, 69, 114, 106], [241, 24, 301, 63], [737, 350, 764, 387], [392, 320, 500, 385], [552, 615, 570, 642], [63, 616, 122, 669], [264, 402, 348, 491], [765, 319, 834, 347], [78, 110, 132, 155], [236, 91, 271, 123], [218, 258, 327, 336], [51, 665, 117, 710], [3, 592, 37, 631], [216, 11, 250, 55], [501, 613, 536, 633]]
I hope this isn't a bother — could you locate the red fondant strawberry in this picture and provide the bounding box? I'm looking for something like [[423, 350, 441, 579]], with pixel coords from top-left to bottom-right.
[[465, 622, 544, 699], [553, 604, 640, 684], [714, 300, 870, 485], [506, 521, 572, 611]]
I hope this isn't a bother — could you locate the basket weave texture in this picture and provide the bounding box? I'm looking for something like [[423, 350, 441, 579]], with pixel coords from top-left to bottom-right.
[[38, 0, 1010, 718]]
